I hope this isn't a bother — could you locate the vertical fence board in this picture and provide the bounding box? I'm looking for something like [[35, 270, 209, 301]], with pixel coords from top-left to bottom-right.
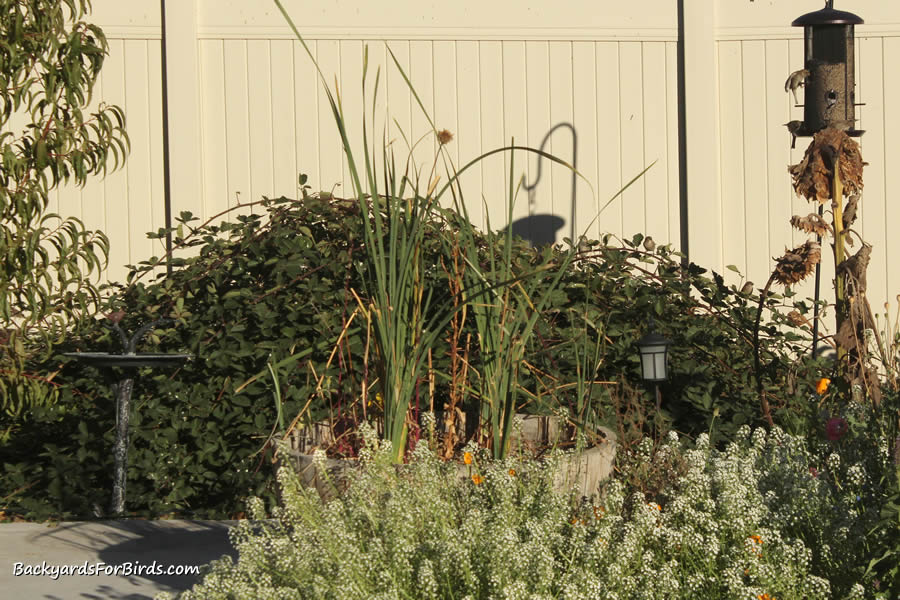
[[619, 42, 645, 240], [314, 40, 343, 195], [199, 40, 229, 221], [741, 40, 770, 283], [409, 40, 436, 190], [665, 41, 680, 246], [642, 41, 670, 245], [271, 39, 298, 198], [223, 40, 251, 212], [123, 40, 155, 272], [100, 40, 127, 271], [524, 42, 551, 238], [294, 41, 320, 195], [432, 40, 459, 209], [247, 40, 275, 203], [146, 40, 166, 265], [385, 40, 413, 195], [594, 42, 623, 239], [764, 39, 793, 277], [572, 41, 599, 240], [548, 41, 574, 244], [456, 40, 483, 227], [501, 41, 530, 227], [717, 40, 746, 277], [339, 40, 364, 196], [479, 41, 506, 229]]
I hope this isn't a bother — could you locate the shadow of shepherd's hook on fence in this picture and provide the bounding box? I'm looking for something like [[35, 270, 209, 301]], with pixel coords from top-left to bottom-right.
[[519, 122, 578, 246]]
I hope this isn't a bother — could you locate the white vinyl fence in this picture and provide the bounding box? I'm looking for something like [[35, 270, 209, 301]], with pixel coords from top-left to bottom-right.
[[50, 0, 900, 327]]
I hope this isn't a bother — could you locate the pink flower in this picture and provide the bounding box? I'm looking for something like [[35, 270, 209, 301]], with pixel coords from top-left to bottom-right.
[[825, 417, 848, 442], [809, 466, 818, 478]]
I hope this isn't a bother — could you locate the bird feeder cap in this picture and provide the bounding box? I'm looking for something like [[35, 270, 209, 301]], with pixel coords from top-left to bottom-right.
[[792, 3, 863, 27]]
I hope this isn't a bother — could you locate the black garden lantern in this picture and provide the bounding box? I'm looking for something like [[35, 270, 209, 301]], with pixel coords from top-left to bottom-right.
[[791, 0, 864, 138], [637, 319, 671, 411]]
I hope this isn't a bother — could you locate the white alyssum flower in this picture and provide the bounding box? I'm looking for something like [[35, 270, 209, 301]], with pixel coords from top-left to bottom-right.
[[170, 424, 882, 600]]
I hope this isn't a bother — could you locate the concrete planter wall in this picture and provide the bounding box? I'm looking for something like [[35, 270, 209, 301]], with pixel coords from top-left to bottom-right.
[[279, 414, 616, 502]]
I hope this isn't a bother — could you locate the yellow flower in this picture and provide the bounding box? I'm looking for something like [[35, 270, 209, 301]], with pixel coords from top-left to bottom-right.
[[463, 452, 473, 465], [471, 473, 483, 485], [816, 377, 831, 395]]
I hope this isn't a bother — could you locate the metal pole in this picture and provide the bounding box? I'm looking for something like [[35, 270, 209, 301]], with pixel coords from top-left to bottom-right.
[[811, 201, 824, 358], [110, 376, 135, 515], [160, 0, 174, 276]]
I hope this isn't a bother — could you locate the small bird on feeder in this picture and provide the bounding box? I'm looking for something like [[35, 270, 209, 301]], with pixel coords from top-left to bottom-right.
[[784, 69, 809, 104], [642, 236, 656, 252], [784, 121, 803, 149]]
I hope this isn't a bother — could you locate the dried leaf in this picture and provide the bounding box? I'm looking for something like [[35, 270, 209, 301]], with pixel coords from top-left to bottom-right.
[[843, 194, 859, 229], [790, 213, 832, 237], [837, 243, 872, 294], [787, 310, 808, 328]]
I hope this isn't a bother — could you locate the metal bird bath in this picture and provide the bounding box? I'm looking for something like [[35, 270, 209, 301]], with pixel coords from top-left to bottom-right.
[[64, 318, 191, 516]]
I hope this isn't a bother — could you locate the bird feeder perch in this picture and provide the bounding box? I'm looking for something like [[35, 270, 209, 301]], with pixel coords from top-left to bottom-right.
[[791, 0, 864, 138]]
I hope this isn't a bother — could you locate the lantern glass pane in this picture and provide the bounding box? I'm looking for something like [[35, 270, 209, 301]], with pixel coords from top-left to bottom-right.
[[640, 353, 655, 380], [639, 343, 668, 381], [654, 351, 667, 380]]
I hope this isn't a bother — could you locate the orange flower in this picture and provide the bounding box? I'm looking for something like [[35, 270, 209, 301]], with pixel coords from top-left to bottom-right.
[[748, 534, 764, 557], [593, 506, 606, 520], [758, 594, 775, 600], [816, 378, 831, 395], [463, 452, 472, 465], [508, 468, 516, 477], [471, 473, 483, 485]]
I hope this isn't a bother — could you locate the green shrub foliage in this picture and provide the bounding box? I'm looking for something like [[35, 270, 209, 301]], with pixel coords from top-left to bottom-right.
[[1, 194, 827, 520]]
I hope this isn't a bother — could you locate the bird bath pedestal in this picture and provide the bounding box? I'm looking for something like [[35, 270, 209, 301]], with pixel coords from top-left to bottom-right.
[[64, 318, 191, 516]]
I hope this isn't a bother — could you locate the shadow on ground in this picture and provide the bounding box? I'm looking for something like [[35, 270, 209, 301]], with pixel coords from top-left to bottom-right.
[[1, 520, 237, 599]]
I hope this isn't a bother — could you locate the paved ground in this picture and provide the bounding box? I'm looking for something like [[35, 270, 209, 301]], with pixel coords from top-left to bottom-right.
[[0, 520, 238, 599]]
